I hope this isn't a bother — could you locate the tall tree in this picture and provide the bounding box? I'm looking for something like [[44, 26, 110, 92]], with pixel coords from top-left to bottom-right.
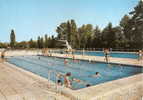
[[44, 34, 49, 48], [16, 41, 28, 48], [77, 24, 93, 48], [40, 37, 44, 48], [10, 29, 16, 48], [102, 23, 116, 48], [92, 26, 102, 48], [129, 0, 143, 49], [29, 38, 37, 48], [37, 36, 41, 48], [120, 15, 131, 48], [56, 22, 67, 40], [50, 35, 56, 48], [84, 24, 93, 48], [69, 19, 78, 48]]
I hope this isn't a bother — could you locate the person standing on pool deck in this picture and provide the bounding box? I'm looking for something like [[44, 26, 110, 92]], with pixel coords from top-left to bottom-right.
[[104, 48, 110, 63], [72, 55, 80, 63], [138, 50, 142, 61], [1, 51, 6, 62]]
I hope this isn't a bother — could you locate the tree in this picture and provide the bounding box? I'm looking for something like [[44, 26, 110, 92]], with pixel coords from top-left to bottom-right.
[[129, 0, 143, 49], [102, 23, 116, 48], [69, 20, 78, 48], [10, 29, 16, 48], [16, 41, 28, 48], [77, 25, 85, 48], [50, 35, 56, 48], [40, 37, 44, 48], [29, 38, 37, 48], [120, 15, 131, 48], [0, 42, 8, 48], [37, 36, 41, 48], [92, 26, 102, 48], [77, 24, 93, 48], [56, 22, 67, 40], [56, 19, 78, 48], [112, 26, 124, 48], [44, 34, 49, 48], [120, 15, 130, 29]]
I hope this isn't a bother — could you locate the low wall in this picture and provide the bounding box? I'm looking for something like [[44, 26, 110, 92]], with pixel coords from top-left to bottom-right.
[[2, 50, 42, 57]]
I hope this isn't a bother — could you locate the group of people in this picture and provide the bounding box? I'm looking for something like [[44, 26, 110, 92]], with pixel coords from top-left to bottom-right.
[[103, 49, 143, 62], [57, 72, 101, 89], [57, 72, 80, 88]]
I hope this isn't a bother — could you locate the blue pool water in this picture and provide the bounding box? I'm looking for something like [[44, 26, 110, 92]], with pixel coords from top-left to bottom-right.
[[7, 56, 142, 90], [74, 51, 138, 59]]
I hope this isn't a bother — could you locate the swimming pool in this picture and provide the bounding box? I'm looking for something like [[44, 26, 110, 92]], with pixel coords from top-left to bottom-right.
[[7, 56, 142, 90], [74, 51, 138, 59]]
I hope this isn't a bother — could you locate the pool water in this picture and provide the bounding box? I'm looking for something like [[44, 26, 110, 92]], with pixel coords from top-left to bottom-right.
[[7, 56, 142, 90], [75, 51, 138, 59]]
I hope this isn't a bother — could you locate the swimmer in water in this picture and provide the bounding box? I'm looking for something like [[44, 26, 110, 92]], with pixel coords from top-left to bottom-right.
[[64, 59, 68, 65], [89, 72, 101, 78], [57, 79, 62, 86], [74, 59, 80, 63], [86, 84, 91, 87], [64, 72, 81, 88]]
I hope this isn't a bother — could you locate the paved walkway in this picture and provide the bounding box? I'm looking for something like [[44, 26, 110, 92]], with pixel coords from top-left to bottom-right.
[[51, 53, 143, 67], [0, 62, 70, 100]]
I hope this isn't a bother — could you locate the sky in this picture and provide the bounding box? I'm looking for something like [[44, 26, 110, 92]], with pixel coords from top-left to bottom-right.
[[0, 0, 139, 42]]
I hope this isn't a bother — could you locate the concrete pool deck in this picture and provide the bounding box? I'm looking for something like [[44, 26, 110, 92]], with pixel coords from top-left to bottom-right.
[[51, 53, 143, 67], [0, 62, 70, 100]]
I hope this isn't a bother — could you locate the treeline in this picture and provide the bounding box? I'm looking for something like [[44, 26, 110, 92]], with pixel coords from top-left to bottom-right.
[[0, 1, 143, 49], [0, 30, 58, 49], [8, 31, 57, 49], [56, 1, 143, 49]]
